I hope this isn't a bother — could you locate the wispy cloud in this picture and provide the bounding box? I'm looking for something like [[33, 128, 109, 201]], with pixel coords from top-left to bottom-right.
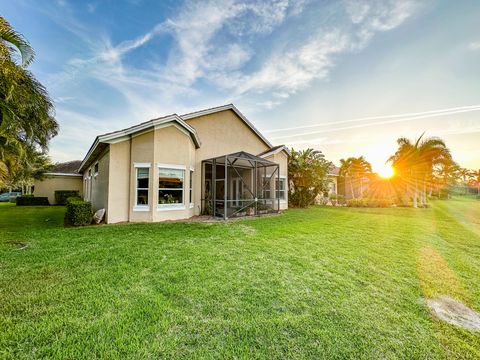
[[269, 105, 480, 141], [265, 105, 480, 133]]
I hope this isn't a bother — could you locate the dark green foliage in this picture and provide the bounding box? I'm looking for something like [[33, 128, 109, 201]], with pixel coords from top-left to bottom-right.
[[16, 195, 49, 206], [346, 198, 392, 208], [54, 190, 80, 205], [288, 148, 331, 207], [65, 197, 92, 226]]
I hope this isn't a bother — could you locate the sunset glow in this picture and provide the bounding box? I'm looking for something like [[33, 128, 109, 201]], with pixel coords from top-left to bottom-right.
[[377, 165, 395, 179]]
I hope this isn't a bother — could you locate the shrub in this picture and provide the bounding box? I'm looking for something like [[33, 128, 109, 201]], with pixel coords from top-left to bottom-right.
[[346, 198, 392, 208], [65, 198, 92, 226], [55, 190, 80, 205], [9, 196, 17, 203], [16, 196, 50, 206]]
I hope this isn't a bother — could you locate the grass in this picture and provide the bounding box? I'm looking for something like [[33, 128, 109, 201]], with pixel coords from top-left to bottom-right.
[[1, 199, 480, 359]]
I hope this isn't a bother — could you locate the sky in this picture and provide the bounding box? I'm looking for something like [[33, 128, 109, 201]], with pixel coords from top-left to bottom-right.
[[2, 0, 480, 172]]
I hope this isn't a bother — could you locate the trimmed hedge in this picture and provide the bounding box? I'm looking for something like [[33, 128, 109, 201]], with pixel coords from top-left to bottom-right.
[[65, 197, 92, 226], [16, 196, 50, 206], [55, 190, 80, 205], [346, 198, 392, 208]]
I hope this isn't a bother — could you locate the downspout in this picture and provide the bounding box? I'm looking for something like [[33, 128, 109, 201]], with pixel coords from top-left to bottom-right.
[[128, 134, 132, 222]]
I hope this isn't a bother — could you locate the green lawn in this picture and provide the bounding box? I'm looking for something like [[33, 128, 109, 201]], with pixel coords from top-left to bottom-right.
[[1, 199, 480, 359]]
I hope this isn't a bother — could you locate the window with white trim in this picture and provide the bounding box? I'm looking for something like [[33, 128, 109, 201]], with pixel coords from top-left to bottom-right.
[[189, 170, 194, 206], [158, 167, 184, 206], [276, 178, 286, 200], [136, 168, 149, 206], [94, 163, 99, 175]]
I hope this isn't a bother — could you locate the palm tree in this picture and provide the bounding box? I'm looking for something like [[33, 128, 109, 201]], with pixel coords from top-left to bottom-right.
[[288, 148, 331, 207], [388, 134, 451, 207], [471, 169, 480, 196], [458, 168, 473, 194], [339, 158, 355, 199], [339, 156, 372, 198], [0, 16, 57, 189], [350, 156, 372, 197]]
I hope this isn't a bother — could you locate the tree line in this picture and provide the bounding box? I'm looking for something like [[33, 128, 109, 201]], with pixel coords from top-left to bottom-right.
[[288, 134, 480, 208]]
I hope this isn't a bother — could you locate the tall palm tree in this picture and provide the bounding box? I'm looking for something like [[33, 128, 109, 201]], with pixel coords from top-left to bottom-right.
[[339, 156, 372, 198], [350, 156, 372, 197], [388, 134, 451, 207], [339, 157, 355, 199], [0, 16, 57, 189]]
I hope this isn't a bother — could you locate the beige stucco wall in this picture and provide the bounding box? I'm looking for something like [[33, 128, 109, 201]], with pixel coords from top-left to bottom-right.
[[107, 140, 131, 223], [34, 175, 83, 204], [102, 124, 196, 224], [89, 150, 110, 212], [185, 109, 271, 214], [265, 151, 289, 210]]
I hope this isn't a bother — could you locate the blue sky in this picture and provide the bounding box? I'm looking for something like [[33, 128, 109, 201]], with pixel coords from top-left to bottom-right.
[[3, 0, 480, 171]]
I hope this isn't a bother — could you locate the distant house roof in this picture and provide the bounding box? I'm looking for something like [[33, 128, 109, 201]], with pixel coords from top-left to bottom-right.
[[328, 165, 340, 176], [257, 145, 290, 158], [45, 160, 82, 177]]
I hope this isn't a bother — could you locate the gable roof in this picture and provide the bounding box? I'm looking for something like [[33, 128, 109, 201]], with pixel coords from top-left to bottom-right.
[[257, 145, 291, 158], [328, 165, 340, 176], [79, 114, 201, 172], [45, 160, 82, 176], [181, 104, 273, 148]]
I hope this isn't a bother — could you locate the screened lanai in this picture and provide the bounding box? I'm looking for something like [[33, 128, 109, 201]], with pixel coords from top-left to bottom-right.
[[202, 151, 281, 219]]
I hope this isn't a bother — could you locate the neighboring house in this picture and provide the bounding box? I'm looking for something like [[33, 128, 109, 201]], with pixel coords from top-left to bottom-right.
[[327, 165, 339, 195], [33, 160, 83, 204], [75, 104, 288, 223]]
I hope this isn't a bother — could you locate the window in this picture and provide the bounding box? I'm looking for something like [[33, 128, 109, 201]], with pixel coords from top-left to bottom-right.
[[276, 177, 286, 200], [94, 163, 99, 175], [136, 168, 149, 206], [189, 170, 194, 206], [158, 167, 184, 207]]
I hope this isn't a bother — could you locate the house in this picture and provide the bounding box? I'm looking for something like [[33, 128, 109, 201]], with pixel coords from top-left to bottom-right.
[[33, 160, 83, 204], [327, 165, 339, 195], [52, 104, 288, 223]]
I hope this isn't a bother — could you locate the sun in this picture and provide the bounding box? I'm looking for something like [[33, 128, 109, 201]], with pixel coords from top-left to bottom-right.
[[377, 164, 395, 179]]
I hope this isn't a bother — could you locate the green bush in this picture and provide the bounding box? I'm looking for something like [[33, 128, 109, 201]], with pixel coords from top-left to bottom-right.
[[346, 198, 392, 208], [16, 196, 49, 206], [55, 190, 80, 205], [65, 198, 92, 226], [9, 196, 17, 203]]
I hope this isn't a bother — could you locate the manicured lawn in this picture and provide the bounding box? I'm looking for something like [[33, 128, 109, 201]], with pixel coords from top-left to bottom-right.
[[1, 199, 480, 358]]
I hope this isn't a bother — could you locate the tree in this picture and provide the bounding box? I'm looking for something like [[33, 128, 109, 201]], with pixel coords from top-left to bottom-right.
[[339, 156, 372, 198], [0, 16, 57, 189], [288, 148, 331, 207], [388, 134, 452, 207], [457, 167, 473, 194], [470, 169, 480, 196], [339, 158, 355, 199]]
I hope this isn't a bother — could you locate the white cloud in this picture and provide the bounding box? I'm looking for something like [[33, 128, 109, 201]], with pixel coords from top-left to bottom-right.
[[469, 42, 480, 50], [45, 0, 421, 161]]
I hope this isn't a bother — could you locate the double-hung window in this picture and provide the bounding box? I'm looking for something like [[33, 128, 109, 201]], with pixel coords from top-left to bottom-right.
[[158, 166, 185, 209], [135, 167, 150, 207], [276, 177, 286, 201]]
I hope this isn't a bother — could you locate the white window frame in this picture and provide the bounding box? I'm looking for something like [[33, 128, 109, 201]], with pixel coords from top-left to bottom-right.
[[133, 163, 151, 211], [157, 164, 186, 211], [277, 176, 287, 202], [93, 162, 99, 178], [189, 167, 194, 208]]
